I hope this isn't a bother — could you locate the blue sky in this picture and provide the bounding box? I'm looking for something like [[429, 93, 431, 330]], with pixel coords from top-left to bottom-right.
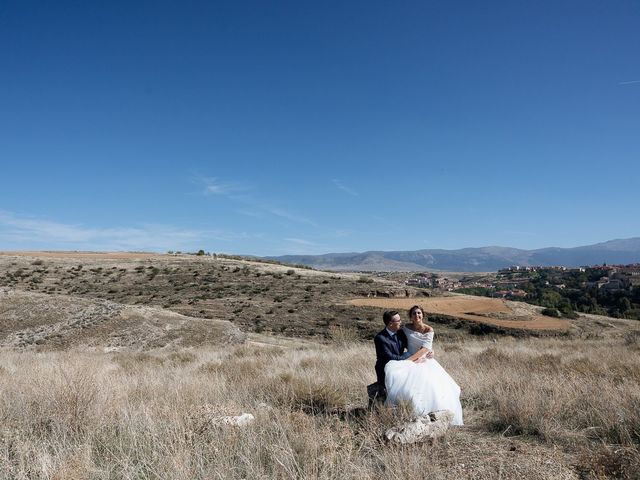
[[1, 0, 639, 255]]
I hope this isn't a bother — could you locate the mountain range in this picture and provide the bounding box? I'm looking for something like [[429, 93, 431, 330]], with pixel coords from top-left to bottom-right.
[[268, 238, 640, 272]]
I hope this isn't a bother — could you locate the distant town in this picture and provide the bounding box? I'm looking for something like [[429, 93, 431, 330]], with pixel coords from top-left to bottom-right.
[[396, 264, 640, 320]]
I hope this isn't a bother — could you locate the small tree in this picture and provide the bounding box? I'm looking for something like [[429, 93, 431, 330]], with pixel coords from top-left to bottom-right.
[[196, 249, 205, 256], [618, 297, 632, 314]]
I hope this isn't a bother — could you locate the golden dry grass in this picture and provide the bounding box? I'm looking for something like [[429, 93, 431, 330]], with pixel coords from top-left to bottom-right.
[[1, 332, 639, 479]]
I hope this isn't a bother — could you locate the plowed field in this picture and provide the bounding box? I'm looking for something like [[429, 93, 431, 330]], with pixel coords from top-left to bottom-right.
[[348, 294, 569, 331]]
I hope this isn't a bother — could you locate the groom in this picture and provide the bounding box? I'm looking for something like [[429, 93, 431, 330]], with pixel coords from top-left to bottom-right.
[[374, 310, 411, 391]]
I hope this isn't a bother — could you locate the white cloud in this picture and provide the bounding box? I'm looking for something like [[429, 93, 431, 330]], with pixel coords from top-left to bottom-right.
[[196, 176, 248, 196], [0, 211, 96, 243], [332, 179, 358, 196], [277, 237, 332, 255], [331, 229, 353, 238], [619, 80, 640, 85], [503, 230, 539, 237], [197, 175, 318, 227], [0, 210, 248, 252], [283, 237, 321, 246], [234, 208, 264, 219], [263, 206, 318, 227]]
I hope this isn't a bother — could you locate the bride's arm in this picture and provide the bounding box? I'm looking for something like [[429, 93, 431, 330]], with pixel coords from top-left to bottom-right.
[[408, 331, 435, 362], [407, 347, 430, 362]]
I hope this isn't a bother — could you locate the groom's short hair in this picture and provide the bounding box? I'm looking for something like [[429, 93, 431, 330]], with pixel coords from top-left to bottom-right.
[[383, 310, 400, 325]]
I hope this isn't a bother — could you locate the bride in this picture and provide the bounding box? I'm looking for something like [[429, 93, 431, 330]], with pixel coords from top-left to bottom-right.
[[384, 305, 463, 425]]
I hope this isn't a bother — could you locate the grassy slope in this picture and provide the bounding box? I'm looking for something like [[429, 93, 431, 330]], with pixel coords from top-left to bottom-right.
[[0, 254, 639, 478]]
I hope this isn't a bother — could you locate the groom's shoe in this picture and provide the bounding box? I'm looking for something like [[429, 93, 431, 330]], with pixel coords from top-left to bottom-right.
[[367, 382, 387, 410]]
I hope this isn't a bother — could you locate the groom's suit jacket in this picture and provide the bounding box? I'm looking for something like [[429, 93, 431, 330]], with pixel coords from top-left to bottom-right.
[[374, 328, 410, 387]]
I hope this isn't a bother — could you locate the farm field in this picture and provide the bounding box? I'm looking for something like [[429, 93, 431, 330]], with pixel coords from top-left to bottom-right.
[[348, 295, 570, 332]]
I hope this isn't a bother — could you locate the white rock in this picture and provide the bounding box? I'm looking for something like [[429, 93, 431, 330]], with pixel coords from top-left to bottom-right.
[[385, 410, 454, 444], [217, 413, 255, 427]]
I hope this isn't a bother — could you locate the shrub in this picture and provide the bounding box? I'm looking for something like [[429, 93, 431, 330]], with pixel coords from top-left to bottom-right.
[[265, 374, 349, 415], [167, 351, 198, 365]]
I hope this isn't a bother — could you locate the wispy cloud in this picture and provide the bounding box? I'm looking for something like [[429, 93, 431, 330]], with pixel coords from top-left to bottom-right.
[[234, 202, 316, 227], [619, 80, 640, 85], [263, 206, 317, 227], [235, 208, 264, 219], [332, 179, 358, 196], [504, 230, 539, 237], [284, 237, 321, 246], [278, 237, 332, 255], [0, 211, 94, 242], [194, 175, 249, 197], [331, 229, 353, 238], [0, 210, 248, 252], [198, 175, 318, 227]]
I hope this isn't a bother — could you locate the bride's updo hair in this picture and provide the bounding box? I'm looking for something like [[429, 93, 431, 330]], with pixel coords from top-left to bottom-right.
[[408, 305, 423, 318]]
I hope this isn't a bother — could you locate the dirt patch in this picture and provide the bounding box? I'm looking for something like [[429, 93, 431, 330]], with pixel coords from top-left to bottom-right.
[[348, 294, 569, 332]]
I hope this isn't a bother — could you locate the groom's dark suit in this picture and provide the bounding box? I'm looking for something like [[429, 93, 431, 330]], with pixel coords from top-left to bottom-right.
[[374, 328, 410, 388]]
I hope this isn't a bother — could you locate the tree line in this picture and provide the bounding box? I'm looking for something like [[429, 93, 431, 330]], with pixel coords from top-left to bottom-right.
[[456, 267, 640, 320]]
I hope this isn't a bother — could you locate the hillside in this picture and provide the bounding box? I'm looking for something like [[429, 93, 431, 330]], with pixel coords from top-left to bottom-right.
[[0, 252, 620, 344], [269, 237, 640, 272], [0, 252, 425, 344], [1, 252, 639, 478]]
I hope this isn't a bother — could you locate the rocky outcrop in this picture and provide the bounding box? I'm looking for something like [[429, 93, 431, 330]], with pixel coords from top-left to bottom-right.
[[366, 288, 429, 298], [385, 410, 454, 444], [0, 288, 246, 351], [188, 404, 255, 435]]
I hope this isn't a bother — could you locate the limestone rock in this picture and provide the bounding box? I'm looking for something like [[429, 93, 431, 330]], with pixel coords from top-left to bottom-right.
[[385, 410, 454, 444], [0, 288, 245, 351], [216, 413, 255, 427], [188, 404, 255, 435]]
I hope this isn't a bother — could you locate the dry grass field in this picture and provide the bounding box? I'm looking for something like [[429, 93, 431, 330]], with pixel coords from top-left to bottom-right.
[[1, 252, 640, 479], [1, 335, 639, 479]]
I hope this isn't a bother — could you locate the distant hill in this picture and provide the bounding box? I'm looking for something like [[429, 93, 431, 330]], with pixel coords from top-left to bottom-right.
[[268, 238, 640, 272]]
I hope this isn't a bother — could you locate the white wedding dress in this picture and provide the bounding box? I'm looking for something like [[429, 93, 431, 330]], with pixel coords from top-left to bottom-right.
[[384, 327, 463, 425]]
